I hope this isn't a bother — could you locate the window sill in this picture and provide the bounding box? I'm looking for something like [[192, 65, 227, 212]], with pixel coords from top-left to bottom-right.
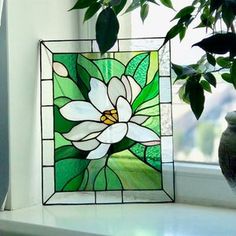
[[175, 162, 236, 208], [0, 203, 236, 236]]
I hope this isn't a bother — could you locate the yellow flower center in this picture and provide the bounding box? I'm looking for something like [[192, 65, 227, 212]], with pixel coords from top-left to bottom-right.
[[100, 109, 118, 125]]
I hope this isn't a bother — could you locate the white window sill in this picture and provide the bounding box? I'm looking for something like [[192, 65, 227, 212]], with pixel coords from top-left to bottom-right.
[[0, 203, 236, 236]]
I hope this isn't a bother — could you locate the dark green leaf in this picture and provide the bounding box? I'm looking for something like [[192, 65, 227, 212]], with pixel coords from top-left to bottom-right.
[[140, 3, 149, 22], [125, 0, 140, 13], [206, 53, 216, 66], [172, 63, 183, 76], [113, 0, 127, 14], [179, 26, 187, 41], [216, 56, 232, 68], [172, 6, 195, 21], [160, 0, 173, 9], [147, 0, 160, 5], [186, 79, 205, 119], [163, 23, 184, 45], [230, 59, 236, 89], [210, 0, 223, 12], [178, 83, 190, 103], [70, 0, 97, 10], [110, 0, 121, 6], [224, 0, 236, 14], [222, 4, 235, 29], [200, 80, 212, 93], [203, 72, 217, 87], [84, 2, 101, 22], [221, 73, 232, 83], [96, 7, 119, 54], [192, 33, 236, 55]]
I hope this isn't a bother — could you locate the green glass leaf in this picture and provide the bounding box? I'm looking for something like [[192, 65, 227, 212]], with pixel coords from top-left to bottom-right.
[[54, 74, 84, 100], [200, 80, 212, 93], [96, 8, 119, 54], [136, 104, 160, 116], [110, 137, 135, 154], [147, 51, 159, 84], [84, 2, 101, 22], [230, 59, 236, 89], [136, 96, 159, 112], [77, 54, 103, 81], [113, 0, 127, 14], [140, 3, 149, 22], [55, 132, 71, 149], [146, 145, 161, 170], [143, 116, 160, 134], [93, 58, 125, 84], [54, 106, 78, 133], [70, 0, 97, 10], [160, 0, 173, 9], [172, 6, 195, 21], [94, 168, 106, 190], [132, 72, 159, 111], [203, 72, 216, 87], [186, 79, 205, 119], [54, 97, 71, 108], [130, 143, 146, 160], [63, 174, 84, 191], [53, 54, 78, 83], [206, 53, 216, 66], [108, 150, 162, 189], [55, 145, 89, 162], [125, 53, 148, 82], [56, 158, 90, 191], [79, 169, 89, 190]]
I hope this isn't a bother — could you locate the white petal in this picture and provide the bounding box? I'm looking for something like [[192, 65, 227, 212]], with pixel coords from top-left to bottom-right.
[[86, 143, 110, 160], [97, 123, 127, 144], [121, 75, 132, 103], [82, 132, 101, 141], [53, 62, 68, 77], [88, 78, 114, 112], [117, 97, 132, 122], [142, 141, 160, 146], [60, 101, 101, 121], [130, 115, 149, 124], [73, 139, 100, 151], [63, 121, 107, 141], [127, 76, 141, 103], [127, 122, 160, 142], [108, 77, 126, 105]]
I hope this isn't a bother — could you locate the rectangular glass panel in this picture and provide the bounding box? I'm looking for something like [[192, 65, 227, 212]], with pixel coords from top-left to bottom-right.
[[41, 38, 174, 205]]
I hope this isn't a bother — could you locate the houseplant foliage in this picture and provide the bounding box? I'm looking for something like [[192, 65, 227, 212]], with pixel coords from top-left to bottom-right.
[[71, 0, 236, 119]]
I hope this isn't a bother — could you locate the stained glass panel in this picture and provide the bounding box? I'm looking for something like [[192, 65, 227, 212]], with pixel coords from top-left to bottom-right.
[[40, 38, 174, 205]]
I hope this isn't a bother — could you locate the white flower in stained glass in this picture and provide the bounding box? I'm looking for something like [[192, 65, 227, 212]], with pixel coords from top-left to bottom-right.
[[60, 76, 160, 160]]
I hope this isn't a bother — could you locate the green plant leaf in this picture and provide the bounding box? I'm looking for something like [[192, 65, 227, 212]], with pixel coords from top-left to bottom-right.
[[216, 56, 232, 68], [230, 59, 236, 89], [172, 6, 195, 21], [206, 53, 216, 66], [96, 7, 119, 54], [179, 26, 187, 41], [140, 3, 149, 22], [163, 23, 185, 45], [221, 73, 232, 83], [70, 0, 97, 10], [192, 33, 236, 55], [203, 72, 216, 87], [113, 0, 127, 14], [186, 79, 205, 119], [200, 80, 212, 93], [84, 2, 101, 22], [125, 0, 140, 13], [159, 0, 173, 9], [222, 4, 235, 29], [210, 0, 223, 12]]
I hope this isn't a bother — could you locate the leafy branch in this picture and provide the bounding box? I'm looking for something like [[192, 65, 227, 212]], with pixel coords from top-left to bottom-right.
[[70, 0, 236, 119]]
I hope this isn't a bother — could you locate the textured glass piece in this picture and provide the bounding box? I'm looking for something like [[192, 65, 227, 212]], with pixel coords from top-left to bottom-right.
[[40, 38, 174, 205], [160, 77, 171, 103], [41, 44, 53, 80], [159, 44, 170, 76], [162, 163, 175, 199]]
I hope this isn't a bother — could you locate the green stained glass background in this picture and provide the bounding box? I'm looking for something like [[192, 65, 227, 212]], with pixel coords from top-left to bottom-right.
[[53, 51, 162, 192]]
